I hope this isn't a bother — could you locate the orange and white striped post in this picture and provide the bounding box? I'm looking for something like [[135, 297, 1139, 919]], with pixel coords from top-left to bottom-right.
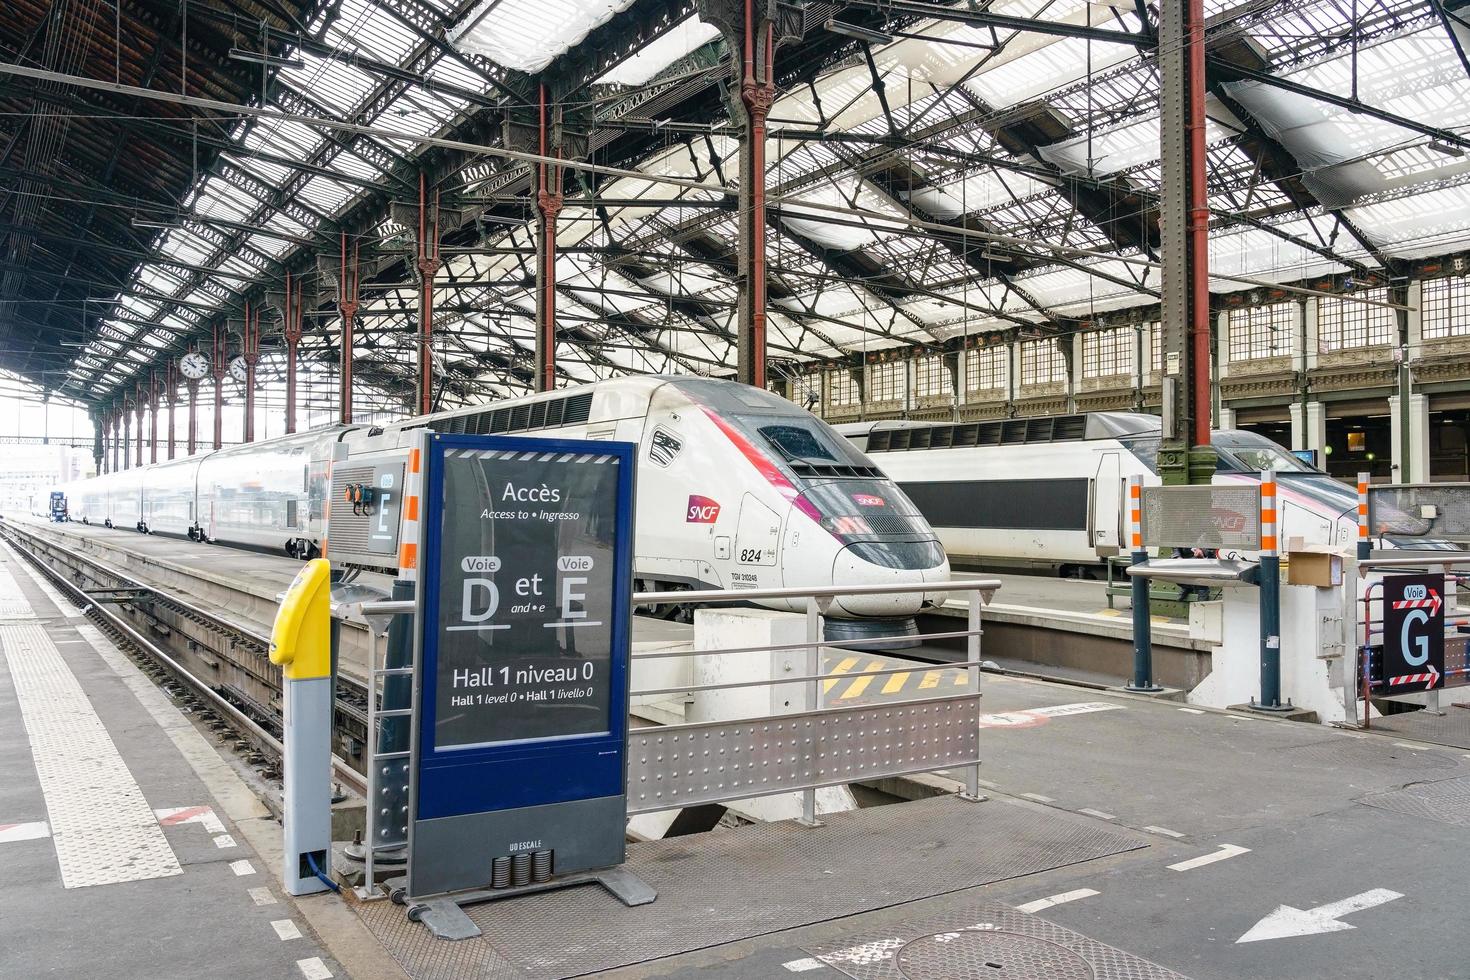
[[1356, 471, 1371, 560], [1126, 474, 1161, 692], [1252, 468, 1289, 711], [397, 440, 423, 582]]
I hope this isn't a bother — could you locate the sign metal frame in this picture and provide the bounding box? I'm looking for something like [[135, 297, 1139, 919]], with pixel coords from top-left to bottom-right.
[[405, 432, 638, 903], [1380, 572, 1445, 692]]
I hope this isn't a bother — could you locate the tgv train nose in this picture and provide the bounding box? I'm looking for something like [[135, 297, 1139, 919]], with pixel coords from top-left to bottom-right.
[[828, 543, 951, 618]]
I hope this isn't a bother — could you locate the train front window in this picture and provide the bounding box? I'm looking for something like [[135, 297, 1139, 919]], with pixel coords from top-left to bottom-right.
[[758, 423, 839, 463], [1215, 442, 1316, 473], [737, 416, 873, 470]]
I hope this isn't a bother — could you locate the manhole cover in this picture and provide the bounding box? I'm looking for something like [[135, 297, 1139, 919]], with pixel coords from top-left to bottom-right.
[[896, 930, 1095, 980]]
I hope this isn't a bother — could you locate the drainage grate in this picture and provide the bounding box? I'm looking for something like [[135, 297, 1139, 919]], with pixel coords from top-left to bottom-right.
[[896, 930, 1094, 980], [806, 904, 1190, 980], [1359, 774, 1470, 829]]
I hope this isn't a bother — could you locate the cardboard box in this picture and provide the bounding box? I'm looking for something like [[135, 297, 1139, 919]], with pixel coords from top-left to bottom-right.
[[1286, 545, 1343, 587]]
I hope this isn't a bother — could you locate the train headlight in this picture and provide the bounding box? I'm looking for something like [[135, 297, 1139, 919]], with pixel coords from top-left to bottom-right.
[[821, 515, 873, 536]]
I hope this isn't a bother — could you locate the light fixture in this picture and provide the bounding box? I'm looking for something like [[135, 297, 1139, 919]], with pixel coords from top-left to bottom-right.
[[228, 47, 305, 69], [823, 19, 894, 45], [1429, 140, 1466, 158]]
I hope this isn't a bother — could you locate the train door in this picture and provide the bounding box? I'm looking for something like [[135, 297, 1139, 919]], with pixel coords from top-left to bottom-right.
[[1089, 452, 1122, 552], [735, 494, 781, 568]]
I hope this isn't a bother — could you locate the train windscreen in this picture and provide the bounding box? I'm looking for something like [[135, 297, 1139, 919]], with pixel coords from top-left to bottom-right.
[[1212, 432, 1319, 474]]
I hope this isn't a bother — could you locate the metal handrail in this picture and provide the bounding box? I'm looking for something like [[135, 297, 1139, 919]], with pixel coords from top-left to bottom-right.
[[632, 578, 1001, 605], [1358, 556, 1470, 575]]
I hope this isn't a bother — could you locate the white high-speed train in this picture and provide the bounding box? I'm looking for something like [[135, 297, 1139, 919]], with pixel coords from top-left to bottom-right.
[[59, 377, 949, 624], [839, 412, 1425, 573]]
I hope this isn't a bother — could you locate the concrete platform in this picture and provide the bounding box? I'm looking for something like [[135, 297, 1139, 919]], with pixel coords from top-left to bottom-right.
[[0, 539, 363, 980], [6, 522, 1470, 979]]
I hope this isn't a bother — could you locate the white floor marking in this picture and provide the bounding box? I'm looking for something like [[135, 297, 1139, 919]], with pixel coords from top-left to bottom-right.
[[213, 834, 237, 848], [296, 957, 334, 979], [0, 821, 50, 843], [1236, 889, 1403, 943], [4, 551, 84, 618], [155, 805, 227, 835], [0, 621, 182, 887], [1078, 808, 1116, 820], [978, 702, 1122, 729], [1145, 825, 1186, 838], [1178, 707, 1205, 714], [1015, 888, 1100, 914], [782, 958, 824, 972], [1020, 793, 1055, 803], [271, 919, 304, 941], [0, 562, 38, 620], [229, 859, 256, 876], [248, 886, 278, 906], [1168, 844, 1251, 871], [1392, 743, 1426, 751]]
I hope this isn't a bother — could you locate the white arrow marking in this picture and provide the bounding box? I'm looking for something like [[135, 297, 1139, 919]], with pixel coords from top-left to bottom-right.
[[1236, 888, 1403, 943]]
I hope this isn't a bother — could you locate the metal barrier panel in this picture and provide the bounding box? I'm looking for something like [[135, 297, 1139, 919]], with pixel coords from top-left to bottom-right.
[[626, 696, 981, 815], [1140, 485, 1261, 551], [1368, 484, 1470, 543]]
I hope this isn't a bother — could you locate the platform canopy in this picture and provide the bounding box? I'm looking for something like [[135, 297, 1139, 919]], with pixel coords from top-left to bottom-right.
[[1, 0, 1468, 409]]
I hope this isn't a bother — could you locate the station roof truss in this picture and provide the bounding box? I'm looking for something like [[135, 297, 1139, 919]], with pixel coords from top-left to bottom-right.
[[3, 0, 1470, 413]]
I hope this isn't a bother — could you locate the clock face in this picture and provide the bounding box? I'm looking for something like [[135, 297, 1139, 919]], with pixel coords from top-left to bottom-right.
[[180, 352, 209, 380], [229, 355, 249, 383]]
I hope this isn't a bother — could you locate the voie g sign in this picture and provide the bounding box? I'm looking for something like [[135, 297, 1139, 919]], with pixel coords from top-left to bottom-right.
[[408, 434, 636, 898]]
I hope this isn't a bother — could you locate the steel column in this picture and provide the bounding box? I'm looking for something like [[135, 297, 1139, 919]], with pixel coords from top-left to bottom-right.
[[121, 399, 131, 470], [1157, 0, 1212, 484], [338, 233, 360, 425], [186, 378, 199, 456], [134, 389, 145, 468], [165, 361, 178, 460], [212, 325, 226, 451], [535, 84, 562, 394], [284, 270, 302, 435], [1251, 469, 1290, 711], [736, 0, 775, 390], [1126, 474, 1161, 691], [148, 373, 159, 464], [92, 411, 104, 475], [243, 300, 259, 443], [417, 173, 442, 414]]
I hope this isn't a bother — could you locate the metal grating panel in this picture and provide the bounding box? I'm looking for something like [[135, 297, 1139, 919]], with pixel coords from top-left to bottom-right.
[[1359, 774, 1470, 829], [1369, 484, 1470, 542], [329, 464, 378, 554], [1140, 485, 1260, 550], [0, 622, 182, 887], [353, 795, 1147, 980], [628, 696, 981, 814], [804, 904, 1190, 980]]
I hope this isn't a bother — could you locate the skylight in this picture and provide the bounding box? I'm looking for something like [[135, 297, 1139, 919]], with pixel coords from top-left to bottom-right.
[[597, 16, 719, 86], [450, 0, 638, 73]]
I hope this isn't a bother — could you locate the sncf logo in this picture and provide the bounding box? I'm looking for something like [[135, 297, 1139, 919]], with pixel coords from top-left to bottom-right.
[[686, 495, 721, 523], [853, 493, 886, 507]]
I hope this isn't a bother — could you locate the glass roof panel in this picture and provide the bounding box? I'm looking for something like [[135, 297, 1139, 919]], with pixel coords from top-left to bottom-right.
[[450, 0, 639, 73], [597, 16, 719, 86]]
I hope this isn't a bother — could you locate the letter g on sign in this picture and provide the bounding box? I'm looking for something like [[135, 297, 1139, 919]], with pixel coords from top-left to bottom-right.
[[1401, 609, 1429, 666]]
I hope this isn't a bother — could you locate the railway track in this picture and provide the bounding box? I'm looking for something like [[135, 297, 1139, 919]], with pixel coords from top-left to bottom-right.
[[0, 520, 368, 797]]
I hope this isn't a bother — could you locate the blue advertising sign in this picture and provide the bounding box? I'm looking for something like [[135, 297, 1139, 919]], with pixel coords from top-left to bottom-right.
[[407, 433, 636, 898]]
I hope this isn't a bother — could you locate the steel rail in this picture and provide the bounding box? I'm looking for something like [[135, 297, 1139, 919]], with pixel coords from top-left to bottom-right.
[[0, 522, 368, 797]]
